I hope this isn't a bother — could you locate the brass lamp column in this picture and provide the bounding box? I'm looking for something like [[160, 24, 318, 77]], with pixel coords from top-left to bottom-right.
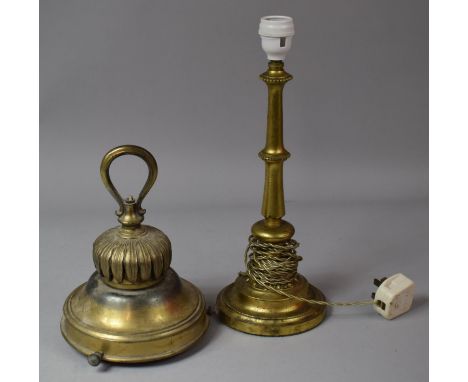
[[216, 16, 326, 336], [251, 60, 294, 243]]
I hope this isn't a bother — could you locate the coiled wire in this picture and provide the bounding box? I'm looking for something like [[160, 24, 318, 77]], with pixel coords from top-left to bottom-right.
[[243, 235, 375, 307]]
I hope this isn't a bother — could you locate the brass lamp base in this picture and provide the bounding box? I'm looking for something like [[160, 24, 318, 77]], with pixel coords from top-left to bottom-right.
[[61, 270, 208, 363], [217, 273, 326, 336]]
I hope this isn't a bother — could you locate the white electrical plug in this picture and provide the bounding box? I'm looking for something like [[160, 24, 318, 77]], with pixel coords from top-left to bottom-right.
[[373, 273, 415, 319]]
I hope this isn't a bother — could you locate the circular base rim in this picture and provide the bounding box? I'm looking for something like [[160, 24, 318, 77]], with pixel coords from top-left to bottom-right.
[[61, 276, 209, 363], [216, 275, 326, 336]]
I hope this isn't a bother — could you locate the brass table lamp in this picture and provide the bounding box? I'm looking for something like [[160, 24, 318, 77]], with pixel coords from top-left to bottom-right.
[[216, 16, 327, 336], [61, 145, 208, 364]]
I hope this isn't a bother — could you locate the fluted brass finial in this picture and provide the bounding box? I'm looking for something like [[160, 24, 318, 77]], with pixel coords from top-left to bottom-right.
[[93, 145, 171, 289]]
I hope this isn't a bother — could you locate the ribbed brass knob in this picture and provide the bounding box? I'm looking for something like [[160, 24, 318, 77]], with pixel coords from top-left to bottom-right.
[[93, 224, 171, 289]]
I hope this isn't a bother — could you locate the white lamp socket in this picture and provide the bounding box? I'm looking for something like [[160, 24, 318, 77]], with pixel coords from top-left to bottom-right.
[[259, 16, 295, 61]]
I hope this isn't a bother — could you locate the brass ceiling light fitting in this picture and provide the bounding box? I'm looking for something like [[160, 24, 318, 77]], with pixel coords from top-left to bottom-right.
[[216, 16, 327, 336], [61, 145, 208, 364]]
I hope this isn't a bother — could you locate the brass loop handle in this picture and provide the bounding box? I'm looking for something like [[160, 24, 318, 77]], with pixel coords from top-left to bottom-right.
[[100, 145, 158, 216]]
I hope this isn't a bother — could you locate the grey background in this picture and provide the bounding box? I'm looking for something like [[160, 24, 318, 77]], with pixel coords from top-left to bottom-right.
[[40, 1, 428, 381]]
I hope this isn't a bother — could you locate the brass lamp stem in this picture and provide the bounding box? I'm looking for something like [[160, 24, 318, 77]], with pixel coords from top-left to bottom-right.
[[252, 60, 295, 243], [216, 16, 326, 336]]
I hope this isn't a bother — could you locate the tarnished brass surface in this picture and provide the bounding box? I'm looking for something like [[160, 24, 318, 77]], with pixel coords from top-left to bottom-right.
[[217, 62, 326, 336], [217, 274, 325, 336], [61, 145, 208, 363], [93, 225, 171, 289], [254, 61, 293, 243], [61, 271, 208, 363]]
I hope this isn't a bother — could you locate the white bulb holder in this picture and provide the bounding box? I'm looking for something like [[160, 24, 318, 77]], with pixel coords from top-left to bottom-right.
[[258, 16, 295, 61]]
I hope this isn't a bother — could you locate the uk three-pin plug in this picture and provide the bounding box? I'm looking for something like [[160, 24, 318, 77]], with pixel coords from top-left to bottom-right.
[[371, 273, 415, 319]]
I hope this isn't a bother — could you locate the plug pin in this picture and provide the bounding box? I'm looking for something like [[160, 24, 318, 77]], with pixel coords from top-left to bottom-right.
[[373, 277, 387, 287]]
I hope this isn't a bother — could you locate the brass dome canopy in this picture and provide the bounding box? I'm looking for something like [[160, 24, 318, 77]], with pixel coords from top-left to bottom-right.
[[93, 225, 172, 289], [61, 145, 208, 364]]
